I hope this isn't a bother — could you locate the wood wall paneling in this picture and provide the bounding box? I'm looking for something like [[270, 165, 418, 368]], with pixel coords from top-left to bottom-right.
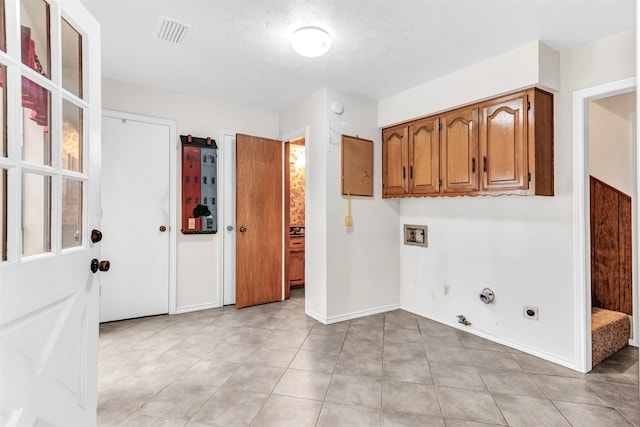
[[590, 176, 632, 315], [619, 195, 633, 315]]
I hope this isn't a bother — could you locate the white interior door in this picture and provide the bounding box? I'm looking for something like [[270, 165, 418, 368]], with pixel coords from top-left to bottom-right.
[[100, 113, 174, 322], [0, 1, 102, 425], [222, 131, 237, 305]]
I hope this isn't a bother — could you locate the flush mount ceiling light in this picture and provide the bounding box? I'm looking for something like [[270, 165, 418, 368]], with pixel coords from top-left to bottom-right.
[[291, 26, 332, 58]]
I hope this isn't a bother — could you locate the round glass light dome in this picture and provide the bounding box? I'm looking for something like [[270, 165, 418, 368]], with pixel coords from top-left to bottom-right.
[[291, 26, 332, 58]]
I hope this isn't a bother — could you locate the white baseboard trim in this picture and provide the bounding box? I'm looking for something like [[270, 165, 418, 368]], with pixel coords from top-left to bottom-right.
[[402, 303, 579, 372], [325, 304, 402, 325], [305, 309, 327, 324], [305, 303, 401, 325], [174, 301, 221, 314]]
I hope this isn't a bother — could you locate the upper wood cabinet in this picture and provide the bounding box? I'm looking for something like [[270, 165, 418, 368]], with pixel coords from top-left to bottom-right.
[[382, 125, 409, 196], [480, 92, 528, 192], [382, 87, 554, 198], [409, 117, 440, 195], [382, 118, 440, 196], [441, 108, 478, 194]]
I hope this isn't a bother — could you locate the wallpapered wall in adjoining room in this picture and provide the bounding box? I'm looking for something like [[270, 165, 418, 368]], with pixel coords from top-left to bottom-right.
[[290, 143, 305, 225]]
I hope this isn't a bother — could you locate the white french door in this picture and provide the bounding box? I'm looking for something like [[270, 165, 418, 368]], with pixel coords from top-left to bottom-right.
[[0, 1, 102, 426]]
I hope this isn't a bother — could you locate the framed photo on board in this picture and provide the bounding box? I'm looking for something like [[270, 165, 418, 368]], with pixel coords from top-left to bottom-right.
[[341, 135, 373, 196]]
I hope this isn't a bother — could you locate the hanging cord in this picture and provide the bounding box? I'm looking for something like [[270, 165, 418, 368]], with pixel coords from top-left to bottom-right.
[[328, 120, 347, 148]]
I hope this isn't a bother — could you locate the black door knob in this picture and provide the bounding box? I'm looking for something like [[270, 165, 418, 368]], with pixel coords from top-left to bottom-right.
[[91, 229, 103, 243], [239, 226, 247, 232], [90, 259, 111, 273]]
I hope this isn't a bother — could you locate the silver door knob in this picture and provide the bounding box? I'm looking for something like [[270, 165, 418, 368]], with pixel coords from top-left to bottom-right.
[[227, 225, 234, 231]]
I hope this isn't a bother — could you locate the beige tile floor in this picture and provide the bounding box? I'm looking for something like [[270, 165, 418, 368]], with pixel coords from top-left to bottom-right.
[[98, 289, 639, 427]]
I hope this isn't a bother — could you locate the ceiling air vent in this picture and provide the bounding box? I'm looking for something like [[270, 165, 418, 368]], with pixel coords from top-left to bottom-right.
[[156, 17, 191, 44]]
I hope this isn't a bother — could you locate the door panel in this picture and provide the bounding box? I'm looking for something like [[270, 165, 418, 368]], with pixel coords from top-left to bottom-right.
[[409, 117, 440, 195], [236, 134, 282, 308], [480, 95, 527, 191], [382, 125, 408, 197], [0, 2, 101, 425], [100, 115, 171, 322], [441, 108, 478, 193]]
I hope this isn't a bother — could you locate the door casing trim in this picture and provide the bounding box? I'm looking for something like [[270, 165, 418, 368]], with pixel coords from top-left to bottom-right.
[[572, 77, 637, 373]]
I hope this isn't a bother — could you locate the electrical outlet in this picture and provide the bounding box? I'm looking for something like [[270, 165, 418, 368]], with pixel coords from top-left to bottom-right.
[[523, 305, 539, 320], [443, 284, 450, 296]]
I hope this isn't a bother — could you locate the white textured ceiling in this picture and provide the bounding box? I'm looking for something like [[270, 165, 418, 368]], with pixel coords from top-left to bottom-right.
[[81, 0, 635, 111]]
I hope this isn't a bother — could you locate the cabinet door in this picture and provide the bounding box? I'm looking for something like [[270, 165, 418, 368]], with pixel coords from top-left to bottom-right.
[[441, 108, 479, 193], [382, 125, 409, 197], [480, 94, 527, 191], [289, 250, 305, 285], [409, 117, 440, 195]]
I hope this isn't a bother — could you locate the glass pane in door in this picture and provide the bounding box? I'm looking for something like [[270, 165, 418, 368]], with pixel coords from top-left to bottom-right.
[[62, 178, 82, 249], [1, 65, 5, 157], [61, 18, 82, 98], [20, 0, 50, 78], [62, 100, 82, 172], [22, 172, 51, 256], [1, 169, 6, 261], [22, 77, 51, 165]]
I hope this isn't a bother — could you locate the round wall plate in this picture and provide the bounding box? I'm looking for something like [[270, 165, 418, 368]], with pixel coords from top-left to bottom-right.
[[331, 101, 344, 114]]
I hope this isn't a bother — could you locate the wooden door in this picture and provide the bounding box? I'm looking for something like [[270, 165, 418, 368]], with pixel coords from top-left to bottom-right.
[[0, 2, 101, 425], [480, 94, 528, 191], [284, 141, 291, 299], [100, 114, 172, 322], [441, 108, 479, 193], [382, 125, 408, 197], [236, 134, 282, 308], [409, 117, 440, 195]]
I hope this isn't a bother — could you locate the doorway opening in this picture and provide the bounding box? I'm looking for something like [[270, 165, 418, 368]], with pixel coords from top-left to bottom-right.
[[573, 77, 637, 372], [589, 92, 636, 368], [285, 137, 306, 300]]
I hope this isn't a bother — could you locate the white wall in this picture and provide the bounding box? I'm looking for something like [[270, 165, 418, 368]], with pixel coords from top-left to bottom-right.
[[279, 88, 401, 322], [280, 88, 329, 319], [378, 29, 635, 369], [590, 92, 635, 195], [101, 78, 279, 311], [324, 88, 401, 320], [378, 41, 560, 127]]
